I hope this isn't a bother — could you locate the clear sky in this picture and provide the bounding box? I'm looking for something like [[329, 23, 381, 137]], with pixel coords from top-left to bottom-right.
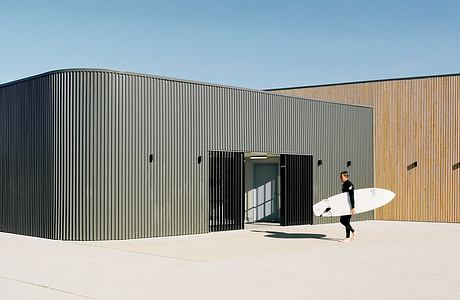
[[1, 0, 459, 89]]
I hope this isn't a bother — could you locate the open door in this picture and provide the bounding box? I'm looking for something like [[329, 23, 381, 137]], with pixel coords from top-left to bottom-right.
[[209, 151, 244, 232], [280, 154, 313, 226]]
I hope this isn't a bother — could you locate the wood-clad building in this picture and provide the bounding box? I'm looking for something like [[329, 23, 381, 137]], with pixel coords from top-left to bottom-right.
[[268, 74, 460, 223]]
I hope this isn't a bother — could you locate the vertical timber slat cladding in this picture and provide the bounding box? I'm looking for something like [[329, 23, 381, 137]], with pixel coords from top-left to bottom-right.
[[269, 74, 460, 223], [0, 69, 373, 240]]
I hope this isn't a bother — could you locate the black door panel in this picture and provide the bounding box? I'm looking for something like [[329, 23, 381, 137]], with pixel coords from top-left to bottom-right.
[[209, 151, 244, 232], [280, 154, 313, 226]]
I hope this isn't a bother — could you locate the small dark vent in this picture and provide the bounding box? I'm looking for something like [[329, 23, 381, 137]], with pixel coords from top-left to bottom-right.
[[453, 162, 460, 171], [317, 159, 323, 166], [198, 156, 202, 164], [149, 154, 154, 163], [407, 161, 417, 171], [347, 161, 352, 167]]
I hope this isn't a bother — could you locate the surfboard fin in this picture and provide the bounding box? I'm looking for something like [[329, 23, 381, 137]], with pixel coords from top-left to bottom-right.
[[320, 207, 331, 217]]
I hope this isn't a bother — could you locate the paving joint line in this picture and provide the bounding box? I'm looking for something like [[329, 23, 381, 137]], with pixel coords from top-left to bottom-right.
[[73, 243, 206, 263], [0, 274, 95, 299]]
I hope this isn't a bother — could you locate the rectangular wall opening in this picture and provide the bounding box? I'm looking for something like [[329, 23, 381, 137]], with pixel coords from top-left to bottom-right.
[[210, 151, 314, 232], [244, 153, 281, 225]]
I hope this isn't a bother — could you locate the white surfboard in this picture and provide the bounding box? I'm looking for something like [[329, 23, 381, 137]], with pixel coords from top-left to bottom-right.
[[313, 188, 395, 217]]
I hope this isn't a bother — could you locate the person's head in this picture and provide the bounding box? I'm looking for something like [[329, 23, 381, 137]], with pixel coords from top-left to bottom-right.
[[340, 171, 349, 183]]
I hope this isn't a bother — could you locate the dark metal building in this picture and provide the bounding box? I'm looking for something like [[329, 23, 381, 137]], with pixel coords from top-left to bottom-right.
[[0, 69, 374, 240]]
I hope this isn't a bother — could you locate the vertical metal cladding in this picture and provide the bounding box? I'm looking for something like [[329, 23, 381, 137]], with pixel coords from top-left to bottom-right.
[[0, 76, 55, 238], [0, 69, 374, 240]]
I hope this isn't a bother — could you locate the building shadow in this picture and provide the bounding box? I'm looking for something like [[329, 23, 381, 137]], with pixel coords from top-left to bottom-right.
[[251, 230, 342, 242]]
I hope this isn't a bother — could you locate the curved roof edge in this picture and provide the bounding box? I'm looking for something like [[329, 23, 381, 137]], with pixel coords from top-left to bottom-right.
[[0, 68, 373, 109], [265, 72, 460, 91]]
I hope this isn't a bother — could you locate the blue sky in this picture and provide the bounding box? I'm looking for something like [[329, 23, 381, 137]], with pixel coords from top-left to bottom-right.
[[1, 0, 459, 89]]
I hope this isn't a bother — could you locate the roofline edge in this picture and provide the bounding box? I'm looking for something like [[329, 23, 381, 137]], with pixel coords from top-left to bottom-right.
[[265, 72, 460, 91], [0, 68, 373, 109]]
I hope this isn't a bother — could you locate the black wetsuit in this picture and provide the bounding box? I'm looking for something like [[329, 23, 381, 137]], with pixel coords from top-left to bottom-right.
[[340, 180, 355, 238]]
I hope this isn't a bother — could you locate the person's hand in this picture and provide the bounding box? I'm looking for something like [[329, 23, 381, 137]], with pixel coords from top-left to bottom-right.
[[351, 208, 356, 215]]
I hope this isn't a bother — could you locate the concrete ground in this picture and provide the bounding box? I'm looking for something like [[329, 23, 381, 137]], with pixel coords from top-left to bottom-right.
[[1, 220, 459, 300]]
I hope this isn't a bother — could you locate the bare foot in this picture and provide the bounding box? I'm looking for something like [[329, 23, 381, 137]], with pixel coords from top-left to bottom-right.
[[351, 232, 357, 240], [340, 238, 351, 243]]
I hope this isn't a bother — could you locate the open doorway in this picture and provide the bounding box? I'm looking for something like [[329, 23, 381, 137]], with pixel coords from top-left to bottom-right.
[[244, 152, 314, 227], [209, 151, 313, 233], [244, 153, 281, 225]]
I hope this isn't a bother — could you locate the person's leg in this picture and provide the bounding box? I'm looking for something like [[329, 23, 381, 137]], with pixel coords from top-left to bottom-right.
[[345, 215, 356, 239], [340, 215, 345, 226], [349, 216, 356, 239], [344, 215, 352, 238], [348, 215, 354, 233], [340, 215, 346, 231], [340, 215, 350, 239]]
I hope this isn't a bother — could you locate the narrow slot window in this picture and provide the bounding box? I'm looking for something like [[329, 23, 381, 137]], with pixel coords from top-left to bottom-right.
[[407, 161, 417, 171]]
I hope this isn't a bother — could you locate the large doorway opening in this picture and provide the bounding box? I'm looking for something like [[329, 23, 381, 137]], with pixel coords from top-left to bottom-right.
[[244, 153, 313, 227], [244, 153, 281, 225], [209, 151, 313, 233]]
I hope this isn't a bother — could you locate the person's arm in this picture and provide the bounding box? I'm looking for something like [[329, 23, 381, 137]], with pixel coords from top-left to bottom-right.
[[347, 182, 355, 214], [349, 187, 355, 209]]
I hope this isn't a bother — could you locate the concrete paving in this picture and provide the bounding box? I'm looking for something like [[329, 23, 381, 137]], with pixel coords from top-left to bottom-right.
[[1, 220, 459, 300]]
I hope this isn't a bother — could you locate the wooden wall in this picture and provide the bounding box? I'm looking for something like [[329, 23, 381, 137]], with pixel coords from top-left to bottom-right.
[[270, 75, 460, 222]]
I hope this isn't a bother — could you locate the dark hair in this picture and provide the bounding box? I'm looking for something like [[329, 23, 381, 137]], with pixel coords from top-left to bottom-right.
[[340, 171, 349, 178]]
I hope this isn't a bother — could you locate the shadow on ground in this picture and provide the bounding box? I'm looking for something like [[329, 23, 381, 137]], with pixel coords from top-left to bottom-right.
[[251, 230, 342, 242]]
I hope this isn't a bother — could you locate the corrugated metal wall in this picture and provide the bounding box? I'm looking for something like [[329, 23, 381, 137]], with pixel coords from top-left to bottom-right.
[[0, 76, 55, 238], [0, 70, 374, 240], [270, 75, 460, 223]]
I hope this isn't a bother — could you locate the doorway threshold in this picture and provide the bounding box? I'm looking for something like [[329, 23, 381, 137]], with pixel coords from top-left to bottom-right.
[[245, 222, 281, 227]]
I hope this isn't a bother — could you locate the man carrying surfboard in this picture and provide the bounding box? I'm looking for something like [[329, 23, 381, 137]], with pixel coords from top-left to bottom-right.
[[340, 171, 356, 242]]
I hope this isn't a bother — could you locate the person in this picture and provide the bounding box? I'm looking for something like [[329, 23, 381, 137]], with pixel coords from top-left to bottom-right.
[[339, 171, 356, 242]]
